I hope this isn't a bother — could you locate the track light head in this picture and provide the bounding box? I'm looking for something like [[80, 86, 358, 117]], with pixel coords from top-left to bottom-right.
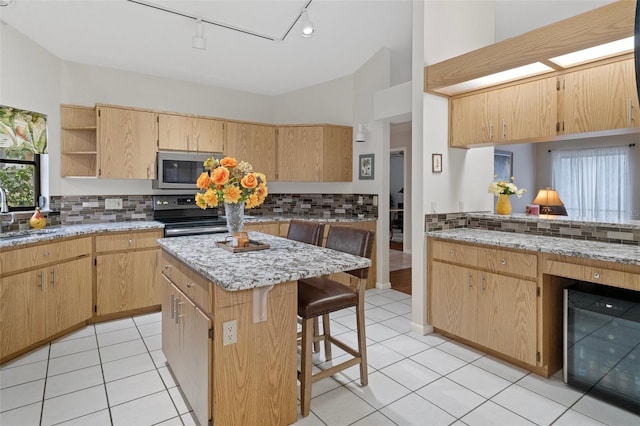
[[300, 9, 314, 38], [192, 18, 207, 50]]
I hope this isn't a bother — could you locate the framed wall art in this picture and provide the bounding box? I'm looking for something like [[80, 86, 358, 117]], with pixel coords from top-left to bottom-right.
[[358, 153, 374, 180], [432, 153, 442, 173]]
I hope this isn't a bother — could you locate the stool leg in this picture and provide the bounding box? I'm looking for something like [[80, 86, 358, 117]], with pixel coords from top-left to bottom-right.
[[356, 294, 368, 386], [300, 317, 314, 417], [322, 314, 332, 360], [312, 317, 320, 353]]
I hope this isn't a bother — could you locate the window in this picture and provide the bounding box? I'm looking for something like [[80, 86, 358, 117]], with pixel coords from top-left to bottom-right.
[[0, 105, 47, 211], [551, 146, 630, 221]]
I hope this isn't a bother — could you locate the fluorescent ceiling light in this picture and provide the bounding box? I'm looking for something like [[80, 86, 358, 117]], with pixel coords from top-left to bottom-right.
[[549, 36, 633, 68], [438, 62, 553, 95]]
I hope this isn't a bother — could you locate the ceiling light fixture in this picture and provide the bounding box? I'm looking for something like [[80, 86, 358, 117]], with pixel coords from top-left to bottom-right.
[[192, 18, 207, 50], [300, 9, 314, 38], [355, 124, 367, 142]]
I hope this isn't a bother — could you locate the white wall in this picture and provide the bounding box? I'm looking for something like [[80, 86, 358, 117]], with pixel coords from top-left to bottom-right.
[[0, 22, 61, 209]]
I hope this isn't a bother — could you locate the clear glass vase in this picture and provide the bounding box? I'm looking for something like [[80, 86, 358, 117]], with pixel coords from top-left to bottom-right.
[[224, 201, 245, 233]]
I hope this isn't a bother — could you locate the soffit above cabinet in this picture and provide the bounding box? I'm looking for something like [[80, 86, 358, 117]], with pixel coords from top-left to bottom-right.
[[425, 1, 635, 95]]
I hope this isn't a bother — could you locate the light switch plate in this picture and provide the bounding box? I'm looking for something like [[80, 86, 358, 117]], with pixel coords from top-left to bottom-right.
[[105, 198, 123, 210]]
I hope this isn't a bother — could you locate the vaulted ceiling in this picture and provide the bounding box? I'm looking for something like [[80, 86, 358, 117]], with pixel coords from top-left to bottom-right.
[[0, 0, 413, 96]]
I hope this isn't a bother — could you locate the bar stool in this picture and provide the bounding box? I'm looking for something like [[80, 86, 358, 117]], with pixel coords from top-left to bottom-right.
[[286, 219, 325, 247], [297, 225, 375, 417]]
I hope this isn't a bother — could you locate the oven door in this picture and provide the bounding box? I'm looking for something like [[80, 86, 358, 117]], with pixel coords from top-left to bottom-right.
[[152, 151, 222, 189]]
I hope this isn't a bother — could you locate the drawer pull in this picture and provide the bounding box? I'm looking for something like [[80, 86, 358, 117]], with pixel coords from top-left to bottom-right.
[[164, 264, 172, 270], [500, 259, 506, 265], [186, 282, 193, 288], [593, 272, 600, 279], [128, 239, 133, 245], [467, 273, 473, 289], [449, 249, 455, 256], [38, 272, 44, 291], [481, 275, 486, 294], [43, 251, 50, 257]]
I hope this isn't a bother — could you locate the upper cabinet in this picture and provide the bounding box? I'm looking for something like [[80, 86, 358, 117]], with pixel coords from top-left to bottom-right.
[[61, 105, 98, 177], [276, 125, 352, 182], [450, 77, 557, 147], [97, 105, 158, 179], [158, 113, 225, 153], [558, 59, 640, 135], [225, 121, 276, 181]]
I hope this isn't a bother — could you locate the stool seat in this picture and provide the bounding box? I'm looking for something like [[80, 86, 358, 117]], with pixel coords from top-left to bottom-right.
[[298, 277, 357, 318]]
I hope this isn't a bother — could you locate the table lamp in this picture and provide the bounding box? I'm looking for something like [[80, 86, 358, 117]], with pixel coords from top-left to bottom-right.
[[532, 187, 568, 216]]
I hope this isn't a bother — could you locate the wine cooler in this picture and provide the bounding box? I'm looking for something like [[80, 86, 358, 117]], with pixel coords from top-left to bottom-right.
[[564, 282, 640, 414]]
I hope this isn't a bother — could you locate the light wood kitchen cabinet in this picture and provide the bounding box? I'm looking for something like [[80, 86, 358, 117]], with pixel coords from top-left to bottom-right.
[[61, 105, 97, 177], [0, 238, 92, 361], [158, 113, 225, 153], [161, 250, 297, 425], [428, 239, 538, 366], [558, 58, 640, 134], [95, 230, 162, 316], [276, 125, 352, 182], [225, 121, 277, 180], [96, 104, 158, 179], [449, 77, 557, 147], [162, 276, 212, 424], [243, 221, 280, 236]]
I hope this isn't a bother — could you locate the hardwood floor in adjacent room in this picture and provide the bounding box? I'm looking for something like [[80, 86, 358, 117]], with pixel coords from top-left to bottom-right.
[[390, 268, 411, 295], [389, 247, 411, 295]]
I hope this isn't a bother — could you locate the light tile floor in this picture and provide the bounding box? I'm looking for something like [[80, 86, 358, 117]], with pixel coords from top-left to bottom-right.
[[1, 288, 639, 426]]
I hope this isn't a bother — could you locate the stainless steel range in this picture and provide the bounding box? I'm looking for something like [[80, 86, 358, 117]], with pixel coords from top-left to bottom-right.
[[153, 194, 228, 237]]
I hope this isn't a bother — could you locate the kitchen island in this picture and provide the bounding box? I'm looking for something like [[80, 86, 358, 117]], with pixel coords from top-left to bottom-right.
[[157, 232, 371, 426]]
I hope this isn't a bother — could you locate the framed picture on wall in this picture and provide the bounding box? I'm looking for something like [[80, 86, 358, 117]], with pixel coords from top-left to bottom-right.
[[359, 154, 374, 180], [494, 150, 513, 182], [432, 153, 442, 173]]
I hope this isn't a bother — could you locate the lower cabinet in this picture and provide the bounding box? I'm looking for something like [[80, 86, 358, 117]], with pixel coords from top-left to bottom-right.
[[95, 230, 162, 316], [430, 250, 537, 366], [160, 250, 297, 426], [0, 257, 92, 360], [162, 276, 212, 424]]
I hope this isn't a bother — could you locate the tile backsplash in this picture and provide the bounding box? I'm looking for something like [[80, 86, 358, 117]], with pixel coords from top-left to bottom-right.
[[425, 211, 640, 246], [40, 193, 378, 226]]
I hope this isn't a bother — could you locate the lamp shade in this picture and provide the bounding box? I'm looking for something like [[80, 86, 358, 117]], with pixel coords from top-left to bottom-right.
[[532, 188, 568, 216]]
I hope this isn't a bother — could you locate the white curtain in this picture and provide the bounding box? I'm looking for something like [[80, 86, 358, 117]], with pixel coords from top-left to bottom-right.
[[551, 146, 631, 221]]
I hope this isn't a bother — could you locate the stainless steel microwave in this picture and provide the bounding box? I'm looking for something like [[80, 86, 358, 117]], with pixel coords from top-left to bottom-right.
[[152, 151, 223, 190]]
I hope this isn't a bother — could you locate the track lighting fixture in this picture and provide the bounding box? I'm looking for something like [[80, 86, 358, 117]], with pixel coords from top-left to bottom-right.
[[300, 9, 314, 38], [192, 18, 207, 50], [355, 124, 367, 143]]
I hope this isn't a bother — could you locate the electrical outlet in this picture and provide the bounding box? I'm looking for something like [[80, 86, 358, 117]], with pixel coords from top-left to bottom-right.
[[105, 198, 123, 210], [431, 202, 437, 213], [223, 320, 237, 346], [372, 195, 378, 206]]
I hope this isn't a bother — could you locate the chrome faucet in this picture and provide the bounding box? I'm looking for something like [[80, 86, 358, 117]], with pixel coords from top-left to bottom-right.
[[0, 187, 7, 213]]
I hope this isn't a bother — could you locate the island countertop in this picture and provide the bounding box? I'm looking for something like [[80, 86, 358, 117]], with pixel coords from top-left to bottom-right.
[[427, 228, 640, 266], [157, 232, 371, 291]]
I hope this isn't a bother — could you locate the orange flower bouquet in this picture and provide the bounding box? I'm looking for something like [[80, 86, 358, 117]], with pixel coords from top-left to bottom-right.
[[195, 156, 268, 210]]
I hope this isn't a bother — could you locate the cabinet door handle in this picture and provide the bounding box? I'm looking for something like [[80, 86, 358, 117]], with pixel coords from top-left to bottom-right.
[[501, 119, 506, 139], [593, 272, 600, 279], [628, 99, 633, 127], [481, 275, 486, 294], [488, 120, 493, 141], [38, 272, 44, 291], [170, 293, 175, 319], [467, 273, 473, 289], [51, 268, 56, 288]]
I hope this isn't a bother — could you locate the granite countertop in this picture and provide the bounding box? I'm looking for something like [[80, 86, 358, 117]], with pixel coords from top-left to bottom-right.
[[427, 228, 640, 266], [0, 221, 165, 249], [157, 232, 371, 291], [243, 216, 376, 224]]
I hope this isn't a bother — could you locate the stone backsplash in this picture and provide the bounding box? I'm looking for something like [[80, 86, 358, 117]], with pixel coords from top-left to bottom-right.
[[30, 193, 379, 227], [425, 211, 640, 246]]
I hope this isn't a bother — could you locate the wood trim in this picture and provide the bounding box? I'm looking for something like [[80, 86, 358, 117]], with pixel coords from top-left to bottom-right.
[[425, 1, 635, 92]]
